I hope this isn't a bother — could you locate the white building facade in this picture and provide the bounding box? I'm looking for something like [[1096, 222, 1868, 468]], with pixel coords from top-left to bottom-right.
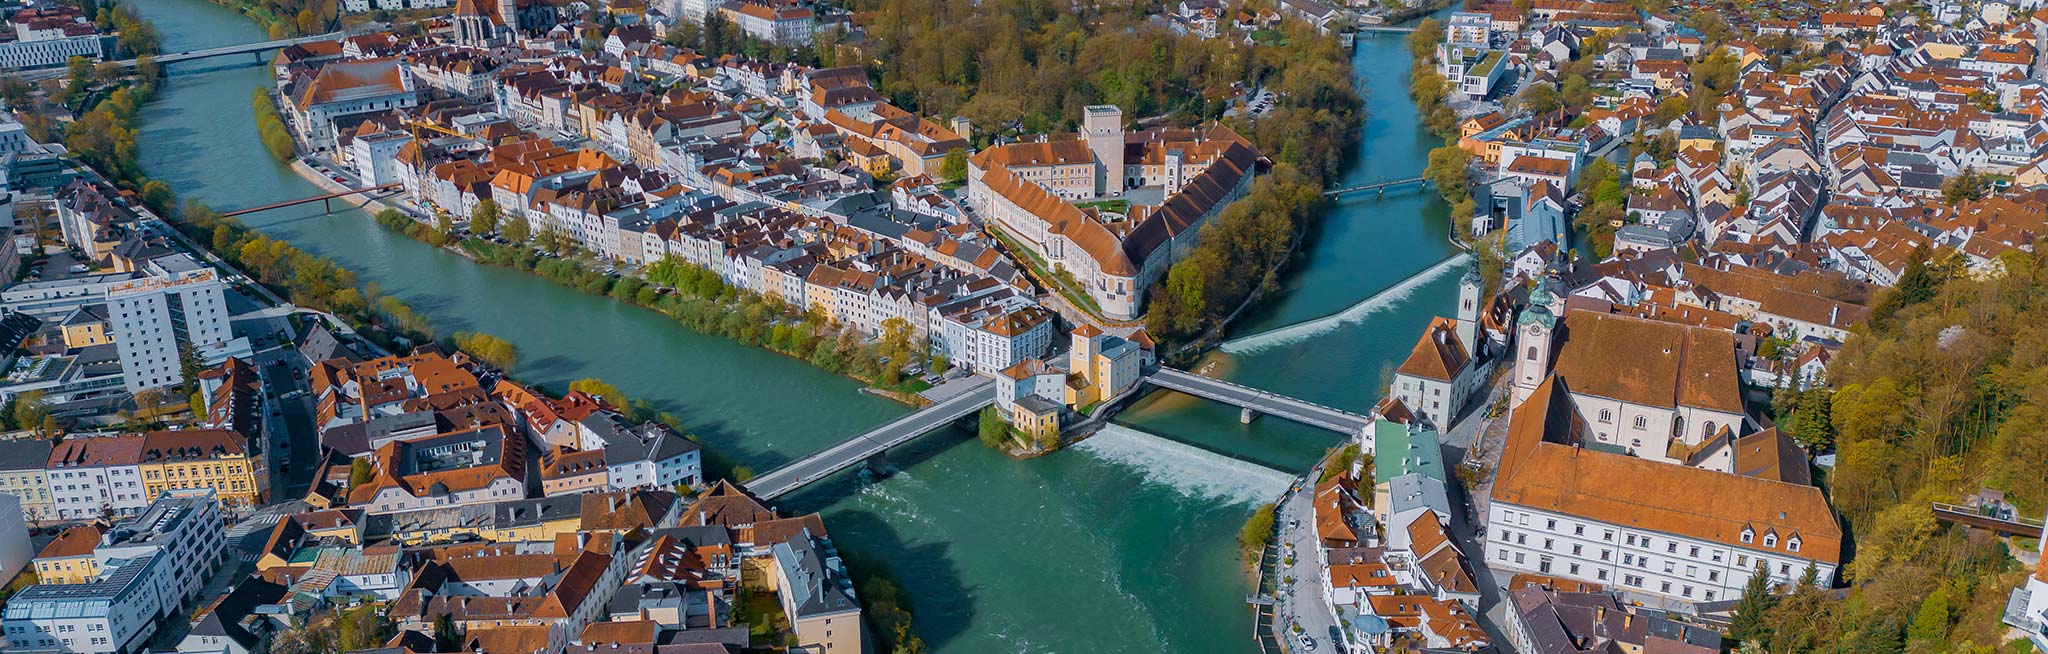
[[107, 256, 237, 392]]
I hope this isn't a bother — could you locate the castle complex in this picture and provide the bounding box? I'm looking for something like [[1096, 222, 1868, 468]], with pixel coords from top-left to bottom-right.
[[966, 105, 1266, 321]]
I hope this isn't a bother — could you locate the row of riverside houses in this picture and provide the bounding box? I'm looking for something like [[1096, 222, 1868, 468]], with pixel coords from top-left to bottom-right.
[[266, 24, 1068, 376], [1300, 269, 1498, 652]]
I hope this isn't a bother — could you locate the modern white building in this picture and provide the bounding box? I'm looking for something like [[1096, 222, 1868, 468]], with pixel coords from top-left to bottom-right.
[[2, 549, 169, 654], [2005, 514, 2048, 652], [0, 115, 36, 155], [348, 130, 413, 186], [107, 254, 245, 392], [2, 489, 225, 654], [1, 272, 141, 321], [93, 488, 227, 607], [0, 34, 103, 71]]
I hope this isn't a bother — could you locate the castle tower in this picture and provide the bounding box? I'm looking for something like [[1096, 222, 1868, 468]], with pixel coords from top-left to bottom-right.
[[1081, 105, 1125, 198], [1511, 283, 1558, 408], [1069, 324, 1103, 382], [1456, 266, 1481, 359]]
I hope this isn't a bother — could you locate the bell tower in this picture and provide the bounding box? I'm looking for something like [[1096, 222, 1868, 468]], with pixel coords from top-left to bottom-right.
[[1511, 283, 1558, 409], [1456, 265, 1481, 359], [499, 0, 521, 39]]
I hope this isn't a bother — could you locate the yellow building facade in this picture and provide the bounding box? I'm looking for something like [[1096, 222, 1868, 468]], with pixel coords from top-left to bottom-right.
[[31, 524, 104, 584], [139, 430, 264, 510]]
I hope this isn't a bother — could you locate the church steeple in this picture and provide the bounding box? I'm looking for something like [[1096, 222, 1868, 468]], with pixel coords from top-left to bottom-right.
[[498, 0, 521, 39], [452, 0, 495, 48]]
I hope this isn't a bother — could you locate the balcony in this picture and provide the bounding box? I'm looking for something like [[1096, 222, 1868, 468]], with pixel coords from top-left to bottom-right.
[[2006, 587, 2043, 640]]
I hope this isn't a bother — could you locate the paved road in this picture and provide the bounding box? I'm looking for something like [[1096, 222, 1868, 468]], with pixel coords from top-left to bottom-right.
[[256, 351, 320, 498], [744, 377, 995, 500], [1273, 471, 1338, 654], [1443, 375, 1515, 646]]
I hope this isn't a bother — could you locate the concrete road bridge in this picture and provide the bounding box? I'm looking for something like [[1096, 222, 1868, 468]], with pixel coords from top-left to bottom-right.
[[746, 365, 1368, 499]]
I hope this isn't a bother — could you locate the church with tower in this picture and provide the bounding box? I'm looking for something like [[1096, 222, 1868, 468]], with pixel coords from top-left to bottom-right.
[[1385, 266, 1492, 430], [451, 0, 554, 48]]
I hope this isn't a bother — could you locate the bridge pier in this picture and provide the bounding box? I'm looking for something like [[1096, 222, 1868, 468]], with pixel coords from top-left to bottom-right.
[[1240, 407, 1258, 424], [864, 450, 890, 476]]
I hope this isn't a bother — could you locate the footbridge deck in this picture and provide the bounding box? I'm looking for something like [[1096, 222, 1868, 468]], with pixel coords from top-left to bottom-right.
[[1323, 176, 1428, 197], [1147, 367, 1370, 435], [744, 377, 995, 500]]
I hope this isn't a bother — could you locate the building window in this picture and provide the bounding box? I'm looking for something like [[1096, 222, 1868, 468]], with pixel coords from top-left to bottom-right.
[[1633, 416, 1647, 429], [1599, 409, 1612, 423]]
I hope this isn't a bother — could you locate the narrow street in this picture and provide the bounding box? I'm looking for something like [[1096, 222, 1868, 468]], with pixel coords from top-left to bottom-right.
[[1443, 376, 1516, 644], [1271, 468, 1335, 653]]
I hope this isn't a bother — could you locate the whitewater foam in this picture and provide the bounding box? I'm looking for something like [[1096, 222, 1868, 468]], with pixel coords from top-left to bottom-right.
[[1220, 252, 1473, 355], [1074, 424, 1294, 505]]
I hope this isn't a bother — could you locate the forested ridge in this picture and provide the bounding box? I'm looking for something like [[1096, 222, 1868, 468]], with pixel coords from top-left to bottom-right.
[[1735, 247, 2048, 654]]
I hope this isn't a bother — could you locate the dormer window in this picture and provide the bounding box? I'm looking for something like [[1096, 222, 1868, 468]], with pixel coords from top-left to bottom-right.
[[1740, 527, 1754, 544], [1787, 536, 1801, 552], [1762, 533, 1778, 548]]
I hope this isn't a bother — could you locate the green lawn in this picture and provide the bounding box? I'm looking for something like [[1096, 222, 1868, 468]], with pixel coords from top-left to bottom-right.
[[1074, 199, 1130, 214], [986, 226, 1107, 317], [739, 591, 791, 648]]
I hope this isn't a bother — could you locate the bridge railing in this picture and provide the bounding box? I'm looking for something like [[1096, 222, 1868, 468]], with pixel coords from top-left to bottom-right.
[[1152, 369, 1368, 422], [748, 380, 994, 497], [1932, 502, 2046, 529]]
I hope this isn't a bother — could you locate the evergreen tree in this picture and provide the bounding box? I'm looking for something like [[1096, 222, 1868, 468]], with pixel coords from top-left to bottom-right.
[[1904, 587, 1950, 647], [1729, 562, 1777, 644], [1870, 245, 1937, 328]]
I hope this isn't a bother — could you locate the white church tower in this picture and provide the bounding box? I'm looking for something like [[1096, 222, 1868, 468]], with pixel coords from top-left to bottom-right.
[[1456, 266, 1482, 359]]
